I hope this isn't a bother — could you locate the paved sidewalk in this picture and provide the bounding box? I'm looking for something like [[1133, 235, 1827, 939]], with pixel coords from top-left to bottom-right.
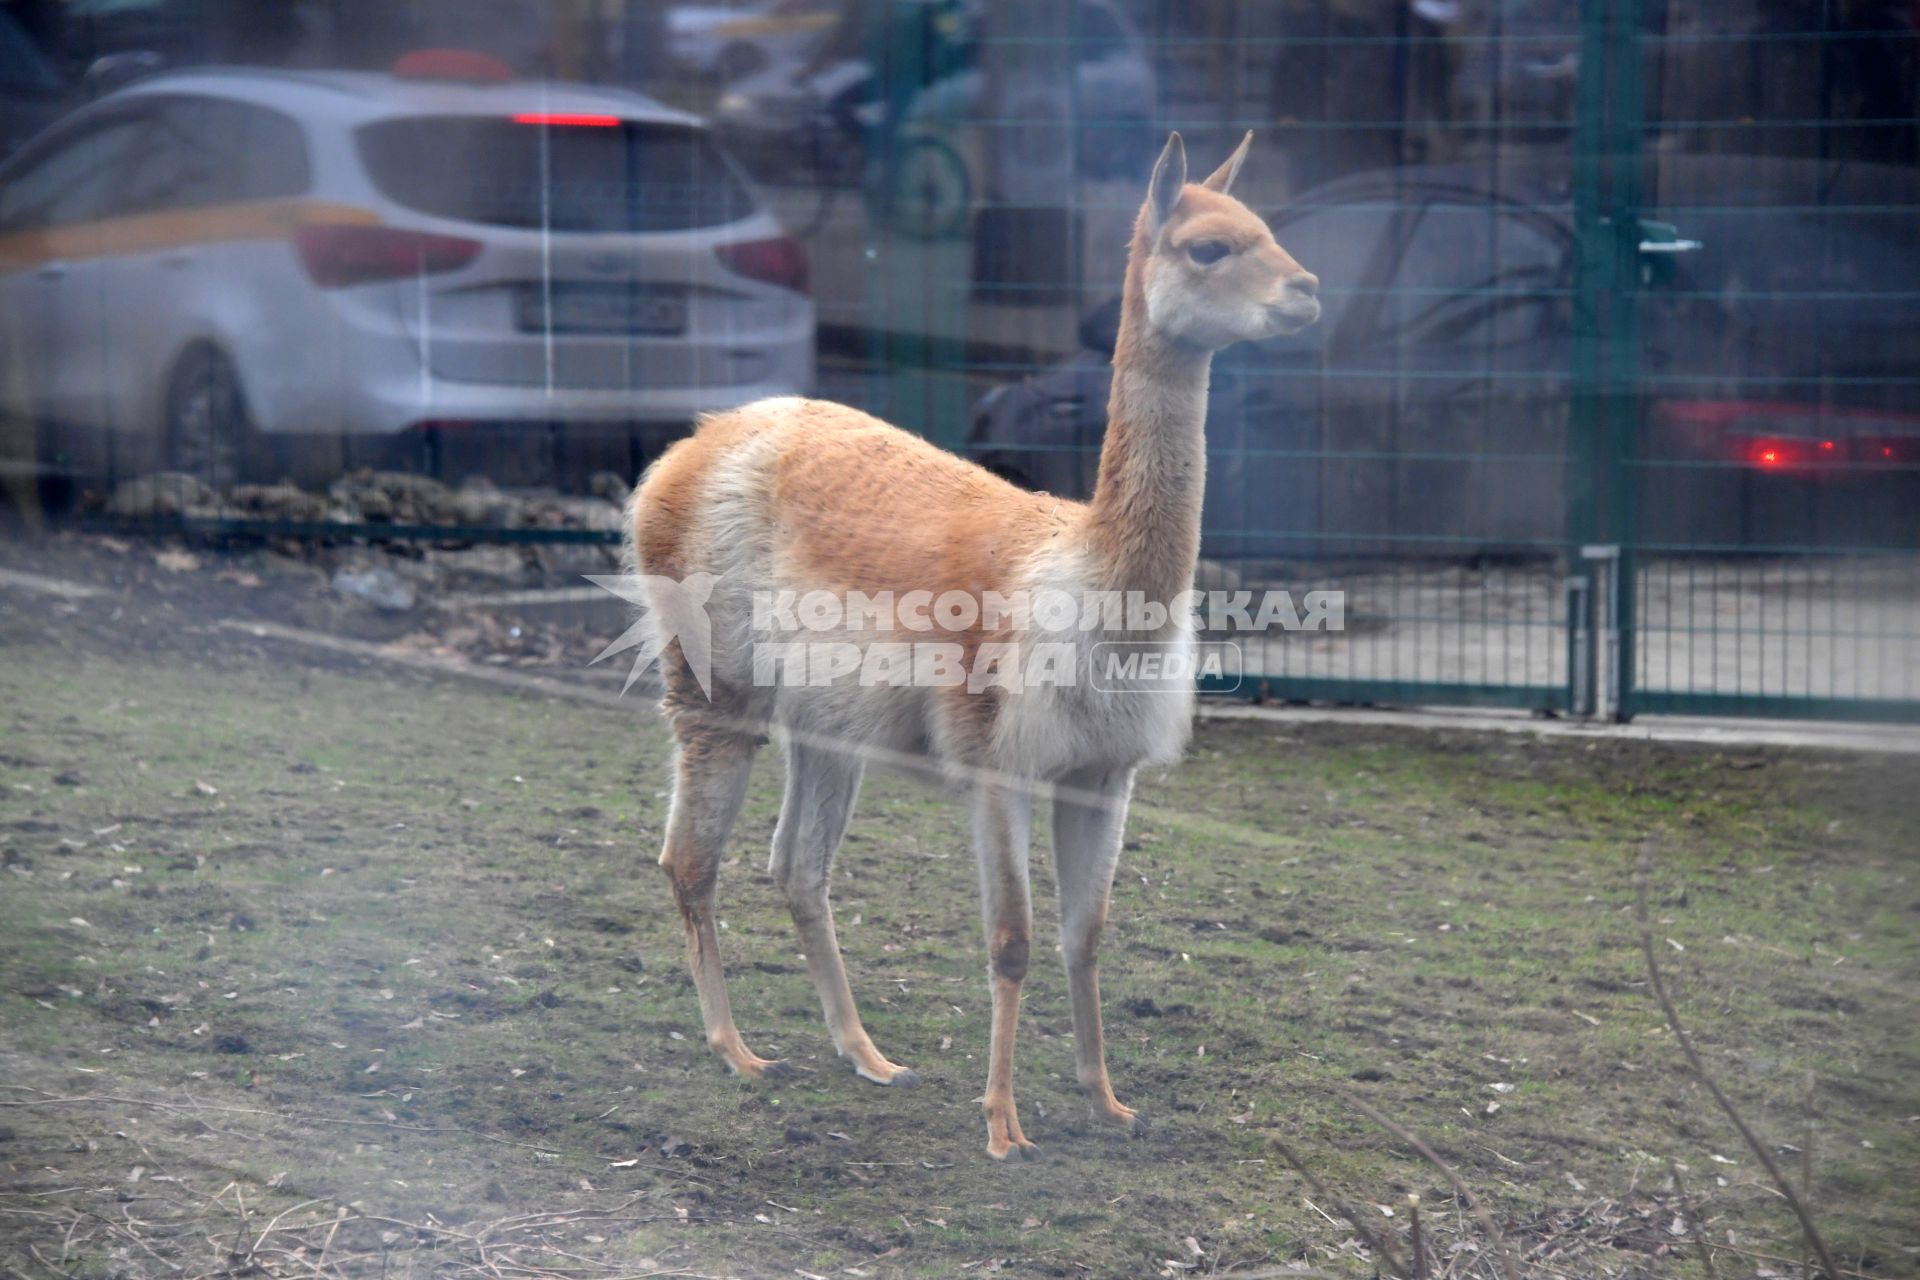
[[1202, 700, 1920, 755]]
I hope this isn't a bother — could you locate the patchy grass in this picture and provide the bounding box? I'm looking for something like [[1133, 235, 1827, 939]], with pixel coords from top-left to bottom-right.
[[0, 623, 1916, 1278]]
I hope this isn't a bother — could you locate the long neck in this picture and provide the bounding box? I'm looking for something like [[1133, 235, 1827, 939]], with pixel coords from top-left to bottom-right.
[[1082, 263, 1213, 603]]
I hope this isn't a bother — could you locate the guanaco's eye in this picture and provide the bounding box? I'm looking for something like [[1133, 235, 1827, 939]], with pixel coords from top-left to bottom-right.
[[1187, 240, 1230, 266]]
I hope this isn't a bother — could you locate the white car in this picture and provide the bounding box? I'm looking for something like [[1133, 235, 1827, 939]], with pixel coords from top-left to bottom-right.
[[0, 59, 814, 487]]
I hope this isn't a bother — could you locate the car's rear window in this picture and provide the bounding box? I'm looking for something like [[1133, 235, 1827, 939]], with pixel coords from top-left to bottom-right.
[[355, 116, 757, 232]]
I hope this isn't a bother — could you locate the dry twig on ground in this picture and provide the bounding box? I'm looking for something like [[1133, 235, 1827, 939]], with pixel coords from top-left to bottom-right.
[[1635, 838, 1840, 1280], [1266, 1134, 1412, 1279], [1407, 1193, 1428, 1280], [1332, 1089, 1519, 1280], [1666, 1157, 1721, 1280]]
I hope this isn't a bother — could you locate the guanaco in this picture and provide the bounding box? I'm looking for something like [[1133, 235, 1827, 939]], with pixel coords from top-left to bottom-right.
[[628, 132, 1319, 1159]]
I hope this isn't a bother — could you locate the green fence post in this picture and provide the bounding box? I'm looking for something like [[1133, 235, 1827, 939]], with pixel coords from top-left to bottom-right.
[[1568, 0, 1611, 717], [1603, 0, 1644, 721], [1570, 0, 1644, 720]]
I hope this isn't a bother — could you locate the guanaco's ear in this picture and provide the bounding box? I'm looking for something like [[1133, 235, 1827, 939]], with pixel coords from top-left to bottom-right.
[[1201, 130, 1253, 194], [1147, 131, 1186, 231]]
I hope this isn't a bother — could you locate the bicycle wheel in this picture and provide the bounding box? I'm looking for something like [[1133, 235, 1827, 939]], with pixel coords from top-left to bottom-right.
[[867, 135, 972, 241]]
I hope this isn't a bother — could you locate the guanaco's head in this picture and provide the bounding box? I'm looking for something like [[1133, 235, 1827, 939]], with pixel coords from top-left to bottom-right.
[[1131, 131, 1320, 350]]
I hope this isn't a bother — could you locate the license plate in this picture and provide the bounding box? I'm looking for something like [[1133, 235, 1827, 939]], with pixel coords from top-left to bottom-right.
[[518, 284, 686, 335]]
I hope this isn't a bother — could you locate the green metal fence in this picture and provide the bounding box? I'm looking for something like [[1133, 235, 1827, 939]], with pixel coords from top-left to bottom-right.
[[1576, 2, 1920, 720]]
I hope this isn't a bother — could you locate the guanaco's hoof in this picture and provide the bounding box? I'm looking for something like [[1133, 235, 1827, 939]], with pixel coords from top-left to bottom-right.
[[854, 1061, 920, 1087], [728, 1057, 794, 1080], [987, 1140, 1041, 1161]]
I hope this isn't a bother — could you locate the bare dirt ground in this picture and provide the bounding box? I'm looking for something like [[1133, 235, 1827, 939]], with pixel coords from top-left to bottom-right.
[[1, 533, 1917, 1279]]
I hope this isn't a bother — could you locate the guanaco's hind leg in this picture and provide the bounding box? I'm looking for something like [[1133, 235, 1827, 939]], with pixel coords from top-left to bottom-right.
[[1052, 765, 1147, 1134], [974, 782, 1039, 1160], [769, 740, 918, 1086], [659, 727, 787, 1078]]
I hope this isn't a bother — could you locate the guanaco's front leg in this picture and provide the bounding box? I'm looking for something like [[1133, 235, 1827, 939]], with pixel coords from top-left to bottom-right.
[[1052, 765, 1147, 1134]]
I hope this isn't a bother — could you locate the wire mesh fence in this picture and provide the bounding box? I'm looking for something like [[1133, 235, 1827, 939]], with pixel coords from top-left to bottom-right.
[[1631, 553, 1920, 714], [3, 0, 1913, 719]]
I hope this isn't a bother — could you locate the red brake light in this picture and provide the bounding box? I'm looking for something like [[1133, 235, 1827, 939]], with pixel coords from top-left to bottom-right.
[[294, 224, 481, 289], [392, 49, 514, 83], [716, 236, 809, 294], [513, 112, 621, 127], [1744, 438, 1805, 470]]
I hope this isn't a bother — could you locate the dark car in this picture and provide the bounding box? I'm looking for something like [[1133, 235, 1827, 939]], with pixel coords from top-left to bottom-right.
[[969, 156, 1920, 562]]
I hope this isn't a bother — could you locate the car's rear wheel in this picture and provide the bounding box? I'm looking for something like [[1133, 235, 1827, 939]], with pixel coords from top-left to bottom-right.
[[164, 345, 252, 492]]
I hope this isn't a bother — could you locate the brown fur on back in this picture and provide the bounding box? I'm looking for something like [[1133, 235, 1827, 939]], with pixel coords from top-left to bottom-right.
[[629, 410, 766, 582], [632, 399, 1075, 604]]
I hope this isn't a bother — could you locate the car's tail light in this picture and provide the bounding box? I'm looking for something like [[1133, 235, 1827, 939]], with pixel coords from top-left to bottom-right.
[[1658, 400, 1920, 472], [512, 112, 621, 127], [1741, 437, 1811, 470], [295, 224, 482, 289], [716, 236, 809, 295]]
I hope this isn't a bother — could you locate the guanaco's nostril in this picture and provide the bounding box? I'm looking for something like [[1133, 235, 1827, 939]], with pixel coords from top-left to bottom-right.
[[1287, 272, 1320, 301]]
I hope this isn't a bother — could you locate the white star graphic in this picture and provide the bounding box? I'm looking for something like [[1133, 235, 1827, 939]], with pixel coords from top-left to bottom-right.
[[582, 572, 720, 697]]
